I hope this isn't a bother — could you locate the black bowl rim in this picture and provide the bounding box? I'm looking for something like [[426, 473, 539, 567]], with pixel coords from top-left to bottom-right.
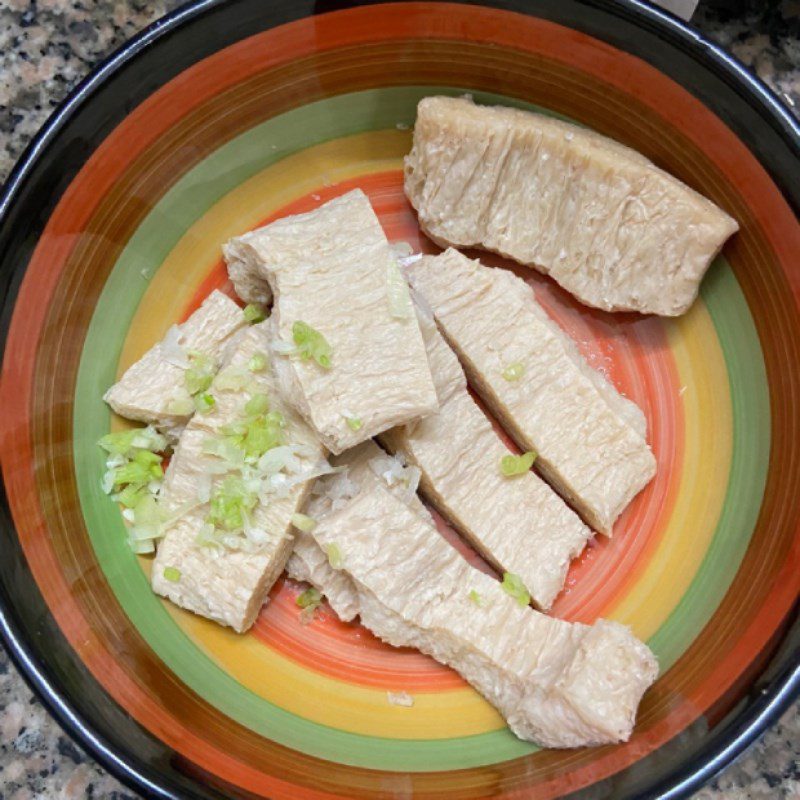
[[0, 1, 798, 799]]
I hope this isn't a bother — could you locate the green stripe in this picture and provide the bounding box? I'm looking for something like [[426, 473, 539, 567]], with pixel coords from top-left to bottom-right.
[[647, 259, 770, 668], [74, 87, 770, 771]]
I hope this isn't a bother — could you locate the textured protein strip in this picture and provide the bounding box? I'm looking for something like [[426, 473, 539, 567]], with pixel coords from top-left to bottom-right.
[[406, 249, 656, 534], [104, 290, 247, 441], [151, 324, 325, 632], [286, 440, 430, 622], [222, 189, 438, 454], [309, 480, 658, 748], [381, 308, 591, 609], [404, 95, 738, 316]]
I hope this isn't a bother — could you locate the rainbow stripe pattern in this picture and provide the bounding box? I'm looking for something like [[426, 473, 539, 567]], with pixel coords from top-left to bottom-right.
[[2, 4, 798, 798]]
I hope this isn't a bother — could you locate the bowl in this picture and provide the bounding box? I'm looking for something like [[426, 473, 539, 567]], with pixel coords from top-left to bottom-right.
[[1, 1, 798, 798]]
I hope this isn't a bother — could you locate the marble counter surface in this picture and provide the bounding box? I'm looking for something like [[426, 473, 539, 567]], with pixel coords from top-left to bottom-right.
[[0, 1, 798, 798]]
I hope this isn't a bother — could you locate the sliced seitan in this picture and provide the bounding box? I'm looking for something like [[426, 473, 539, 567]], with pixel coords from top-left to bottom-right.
[[104, 290, 247, 441], [406, 249, 655, 534], [309, 480, 658, 748], [286, 440, 430, 623], [151, 323, 325, 632], [404, 95, 738, 316], [223, 189, 438, 454], [382, 308, 591, 609]]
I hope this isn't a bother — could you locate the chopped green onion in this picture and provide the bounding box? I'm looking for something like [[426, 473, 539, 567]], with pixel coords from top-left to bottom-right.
[[346, 416, 363, 432], [502, 362, 525, 381], [325, 542, 343, 569], [215, 366, 252, 392], [133, 494, 161, 529], [292, 321, 332, 369], [167, 396, 194, 415], [132, 449, 162, 466], [241, 415, 284, 459], [468, 589, 487, 607], [244, 394, 269, 417], [98, 429, 139, 456], [296, 587, 322, 609], [184, 352, 216, 396], [98, 424, 168, 551], [163, 566, 181, 582], [248, 353, 267, 372], [243, 303, 267, 324], [291, 513, 316, 533], [386, 257, 413, 319], [111, 460, 155, 488], [501, 572, 530, 607], [195, 522, 221, 548], [98, 426, 166, 458], [114, 483, 146, 509], [202, 436, 245, 465], [499, 451, 536, 477], [206, 476, 258, 532], [194, 393, 216, 414]]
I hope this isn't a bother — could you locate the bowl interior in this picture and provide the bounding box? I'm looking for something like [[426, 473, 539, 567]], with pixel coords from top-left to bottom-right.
[[1, 2, 799, 799]]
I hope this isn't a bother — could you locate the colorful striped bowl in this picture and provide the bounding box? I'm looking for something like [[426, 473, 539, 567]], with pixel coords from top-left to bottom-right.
[[1, 1, 798, 798]]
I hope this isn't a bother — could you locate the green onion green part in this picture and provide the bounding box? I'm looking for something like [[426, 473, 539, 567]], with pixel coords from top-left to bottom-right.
[[500, 572, 531, 607], [499, 451, 537, 477], [296, 587, 322, 610], [206, 476, 258, 532], [243, 303, 267, 324], [244, 394, 269, 417], [184, 352, 216, 396], [194, 392, 216, 414], [502, 362, 525, 381], [163, 566, 181, 582], [468, 589, 486, 607], [248, 353, 267, 372], [292, 321, 332, 369], [325, 543, 343, 569], [291, 513, 317, 533]]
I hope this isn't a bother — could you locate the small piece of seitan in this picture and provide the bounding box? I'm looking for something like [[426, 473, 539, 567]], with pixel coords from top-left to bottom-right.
[[405, 250, 655, 534], [286, 440, 430, 622], [404, 95, 738, 316], [104, 290, 247, 441], [151, 323, 325, 632]]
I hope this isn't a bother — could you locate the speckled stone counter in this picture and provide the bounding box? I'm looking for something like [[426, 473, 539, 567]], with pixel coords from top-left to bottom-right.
[[0, 1, 798, 798]]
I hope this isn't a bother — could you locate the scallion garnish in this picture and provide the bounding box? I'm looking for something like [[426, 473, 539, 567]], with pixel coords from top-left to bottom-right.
[[499, 451, 536, 477], [500, 572, 530, 607]]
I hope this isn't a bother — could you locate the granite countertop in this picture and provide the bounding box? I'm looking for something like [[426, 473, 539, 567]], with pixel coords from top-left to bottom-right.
[[0, 1, 798, 798]]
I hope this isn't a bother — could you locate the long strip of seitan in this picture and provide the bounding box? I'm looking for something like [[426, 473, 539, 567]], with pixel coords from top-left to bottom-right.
[[104, 290, 247, 441], [222, 189, 438, 454], [406, 250, 655, 534], [382, 308, 591, 609], [309, 480, 658, 748], [152, 324, 325, 632], [404, 95, 738, 316]]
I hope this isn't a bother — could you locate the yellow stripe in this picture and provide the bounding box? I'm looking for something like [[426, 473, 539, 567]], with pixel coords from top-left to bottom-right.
[[166, 603, 504, 739], [609, 302, 732, 638]]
